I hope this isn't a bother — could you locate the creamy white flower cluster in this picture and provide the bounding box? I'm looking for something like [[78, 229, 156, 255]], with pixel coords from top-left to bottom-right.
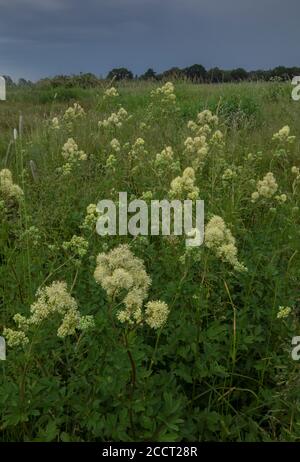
[[272, 125, 295, 144], [20, 226, 41, 247], [3, 281, 94, 347], [129, 138, 148, 159], [62, 235, 89, 259], [185, 110, 224, 168], [110, 138, 121, 152], [63, 103, 86, 123], [154, 146, 180, 175], [184, 135, 208, 170], [291, 166, 300, 183], [60, 138, 87, 175], [81, 203, 100, 231], [98, 107, 129, 129], [277, 306, 292, 319], [0, 168, 23, 205], [187, 109, 218, 136], [222, 167, 237, 181], [105, 154, 117, 170], [251, 172, 278, 202], [104, 87, 119, 98], [50, 117, 60, 130], [94, 244, 169, 329], [205, 215, 247, 272], [169, 167, 199, 200], [151, 82, 176, 104]]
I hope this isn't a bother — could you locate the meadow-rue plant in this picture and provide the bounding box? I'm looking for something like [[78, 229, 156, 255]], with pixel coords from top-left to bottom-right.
[[110, 138, 121, 152], [154, 146, 180, 175], [272, 125, 296, 145], [104, 86, 119, 99], [205, 215, 247, 272], [144, 300, 170, 330], [81, 203, 100, 231], [251, 172, 278, 202], [277, 306, 292, 319], [3, 329, 29, 348], [3, 281, 94, 345], [0, 168, 24, 205], [151, 81, 176, 104], [63, 102, 86, 123], [184, 135, 209, 170], [2, 80, 300, 442], [169, 167, 199, 200], [62, 235, 89, 259], [59, 137, 87, 175], [94, 244, 169, 328], [98, 107, 129, 129]]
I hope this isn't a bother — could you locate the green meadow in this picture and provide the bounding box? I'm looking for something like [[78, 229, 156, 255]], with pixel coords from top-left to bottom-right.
[[1, 80, 300, 442]]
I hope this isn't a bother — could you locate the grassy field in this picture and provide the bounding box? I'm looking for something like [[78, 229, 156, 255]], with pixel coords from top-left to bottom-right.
[[1, 80, 300, 442]]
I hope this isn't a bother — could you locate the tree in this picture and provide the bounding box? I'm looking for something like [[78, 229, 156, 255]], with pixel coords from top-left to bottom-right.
[[230, 68, 248, 81], [140, 68, 156, 80], [18, 78, 33, 87], [107, 68, 133, 81], [207, 67, 224, 83], [184, 64, 207, 82], [158, 67, 184, 81]]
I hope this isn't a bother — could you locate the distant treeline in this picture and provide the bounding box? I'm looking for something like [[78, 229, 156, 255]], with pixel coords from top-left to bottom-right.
[[3, 64, 300, 88]]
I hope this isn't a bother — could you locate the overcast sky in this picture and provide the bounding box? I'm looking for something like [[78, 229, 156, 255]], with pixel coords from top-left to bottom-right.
[[0, 0, 299, 81]]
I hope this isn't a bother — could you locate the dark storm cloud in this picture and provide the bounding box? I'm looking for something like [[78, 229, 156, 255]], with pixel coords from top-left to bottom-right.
[[0, 0, 299, 80]]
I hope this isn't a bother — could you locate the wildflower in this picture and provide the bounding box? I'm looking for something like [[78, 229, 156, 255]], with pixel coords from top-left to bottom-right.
[[272, 125, 295, 144], [2, 281, 94, 343], [169, 167, 199, 200], [222, 168, 237, 181], [63, 103, 85, 123], [105, 154, 117, 170], [184, 136, 209, 169], [151, 82, 176, 104], [62, 235, 89, 258], [275, 194, 287, 203], [155, 146, 179, 174], [60, 138, 87, 175], [110, 138, 121, 152], [277, 306, 292, 319], [81, 203, 99, 231], [98, 107, 129, 129], [251, 191, 260, 202], [145, 300, 170, 329], [141, 191, 153, 201], [30, 281, 78, 326], [210, 130, 225, 149], [20, 226, 41, 247], [197, 109, 218, 126], [13, 313, 30, 330], [94, 244, 151, 299], [78, 315, 95, 331], [0, 168, 24, 205], [205, 215, 247, 272], [104, 87, 119, 98], [129, 138, 148, 159], [252, 172, 278, 200], [50, 117, 60, 130], [57, 308, 80, 338], [62, 138, 87, 163], [291, 166, 300, 176], [3, 328, 29, 348], [61, 163, 72, 176]]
